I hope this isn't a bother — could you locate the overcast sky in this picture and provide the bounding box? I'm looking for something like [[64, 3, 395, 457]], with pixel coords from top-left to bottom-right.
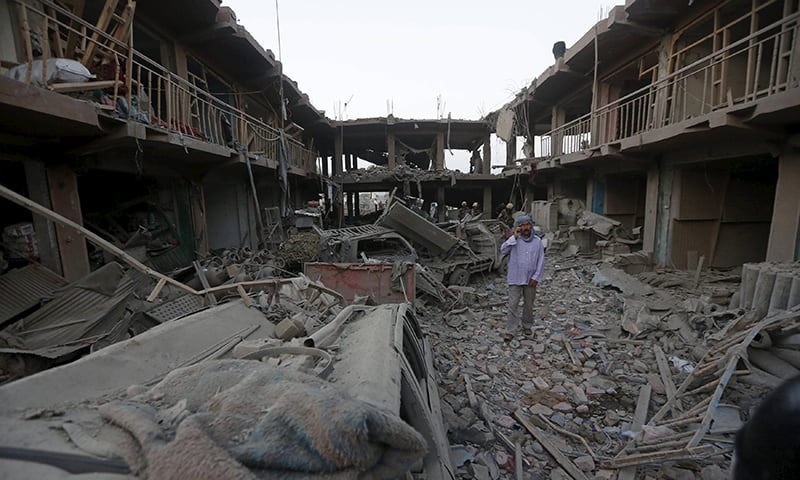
[[222, 0, 617, 171]]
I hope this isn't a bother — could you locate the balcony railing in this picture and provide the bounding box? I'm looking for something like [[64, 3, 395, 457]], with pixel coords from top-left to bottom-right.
[[539, 12, 799, 158], [10, 0, 318, 173]]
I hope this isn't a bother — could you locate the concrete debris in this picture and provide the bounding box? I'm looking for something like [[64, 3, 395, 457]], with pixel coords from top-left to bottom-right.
[[417, 254, 800, 478], [532, 199, 641, 257], [335, 163, 460, 185], [592, 267, 654, 296], [1, 218, 795, 479]]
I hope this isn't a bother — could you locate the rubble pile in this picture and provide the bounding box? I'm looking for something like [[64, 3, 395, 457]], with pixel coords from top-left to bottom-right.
[[276, 230, 320, 269], [203, 247, 287, 279], [335, 164, 461, 185], [422, 255, 797, 479], [534, 198, 642, 260]]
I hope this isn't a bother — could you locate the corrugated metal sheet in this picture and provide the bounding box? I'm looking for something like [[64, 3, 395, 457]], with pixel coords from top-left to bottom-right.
[[0, 265, 67, 324], [145, 294, 205, 323], [3, 262, 134, 351]]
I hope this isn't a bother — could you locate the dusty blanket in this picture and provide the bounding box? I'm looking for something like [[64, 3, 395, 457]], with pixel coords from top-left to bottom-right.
[[99, 360, 427, 479]]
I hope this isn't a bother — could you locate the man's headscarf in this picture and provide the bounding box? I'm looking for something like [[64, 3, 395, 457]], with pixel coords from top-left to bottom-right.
[[516, 215, 533, 226]]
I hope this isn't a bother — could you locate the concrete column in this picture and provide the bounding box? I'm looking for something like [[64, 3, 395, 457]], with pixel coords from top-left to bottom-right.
[[24, 160, 62, 275], [334, 129, 343, 175], [506, 135, 517, 166], [387, 132, 397, 169], [655, 165, 677, 266], [322, 154, 329, 177], [524, 184, 535, 214], [482, 185, 492, 216], [766, 150, 800, 261], [351, 154, 357, 171], [435, 132, 445, 170], [547, 181, 557, 201], [353, 191, 360, 217], [46, 163, 89, 281], [483, 134, 492, 174], [437, 185, 446, 222], [653, 36, 673, 128], [346, 192, 354, 220], [643, 164, 660, 253]]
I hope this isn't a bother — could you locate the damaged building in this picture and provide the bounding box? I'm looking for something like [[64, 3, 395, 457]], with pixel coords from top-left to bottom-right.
[[330, 116, 521, 223], [492, 0, 800, 268], [0, 0, 332, 282], [1, 0, 800, 479]]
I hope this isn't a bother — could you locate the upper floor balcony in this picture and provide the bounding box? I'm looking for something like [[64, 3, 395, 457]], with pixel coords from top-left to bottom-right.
[[4, 0, 318, 174], [537, 11, 800, 164]]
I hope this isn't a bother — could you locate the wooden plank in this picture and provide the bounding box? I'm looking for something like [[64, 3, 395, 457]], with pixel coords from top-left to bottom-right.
[[81, 0, 117, 64], [654, 345, 682, 417], [146, 277, 166, 302], [693, 255, 705, 289], [564, 337, 579, 365], [463, 374, 479, 410], [618, 383, 652, 480], [608, 445, 717, 469], [46, 164, 89, 281], [688, 355, 738, 447], [193, 260, 217, 305], [513, 410, 590, 480], [17, 3, 33, 84], [40, 14, 49, 83], [236, 284, 253, 307], [50, 80, 122, 92]]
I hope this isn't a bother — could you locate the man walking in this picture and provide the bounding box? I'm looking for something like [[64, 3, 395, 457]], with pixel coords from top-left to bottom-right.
[[500, 215, 545, 339]]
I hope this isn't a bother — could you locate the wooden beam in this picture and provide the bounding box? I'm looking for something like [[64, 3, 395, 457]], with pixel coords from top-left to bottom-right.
[[654, 345, 682, 417], [608, 445, 718, 469], [513, 410, 590, 480], [50, 80, 122, 93], [618, 384, 652, 480], [46, 164, 89, 281]]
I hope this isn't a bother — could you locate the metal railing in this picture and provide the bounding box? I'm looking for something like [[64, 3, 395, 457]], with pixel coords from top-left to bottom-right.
[[539, 13, 799, 158], [11, 0, 318, 173]]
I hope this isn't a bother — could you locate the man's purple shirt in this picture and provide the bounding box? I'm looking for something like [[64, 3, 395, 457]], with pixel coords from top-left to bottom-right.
[[500, 234, 545, 285]]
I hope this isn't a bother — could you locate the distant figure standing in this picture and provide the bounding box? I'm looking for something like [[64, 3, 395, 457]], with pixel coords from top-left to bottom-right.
[[470, 202, 481, 217], [458, 201, 469, 220], [498, 203, 515, 228], [500, 215, 545, 339]]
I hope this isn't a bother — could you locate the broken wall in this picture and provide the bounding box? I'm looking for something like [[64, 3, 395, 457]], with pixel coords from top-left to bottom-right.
[[670, 158, 776, 269]]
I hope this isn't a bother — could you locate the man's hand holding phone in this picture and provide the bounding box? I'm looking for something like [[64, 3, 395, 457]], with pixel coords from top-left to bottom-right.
[[513, 227, 520, 239]]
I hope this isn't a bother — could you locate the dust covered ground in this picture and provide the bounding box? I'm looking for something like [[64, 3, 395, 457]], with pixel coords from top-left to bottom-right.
[[418, 252, 771, 480]]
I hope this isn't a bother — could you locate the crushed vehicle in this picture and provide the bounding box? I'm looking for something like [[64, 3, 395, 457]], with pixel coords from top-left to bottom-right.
[[376, 200, 495, 285], [0, 299, 454, 479], [316, 224, 418, 264]]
